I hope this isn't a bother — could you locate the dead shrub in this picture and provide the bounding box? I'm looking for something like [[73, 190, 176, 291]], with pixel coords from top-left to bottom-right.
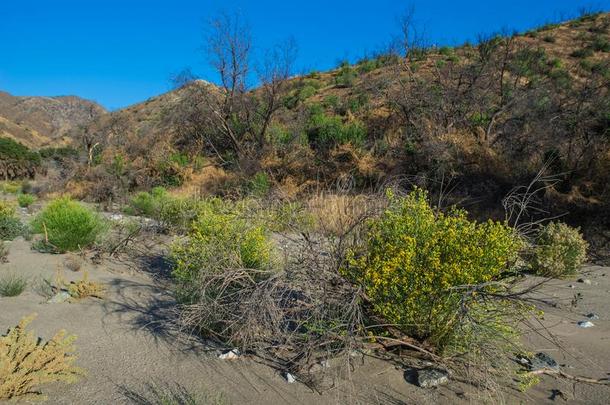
[[67, 271, 105, 299], [0, 314, 83, 400], [306, 193, 384, 236]]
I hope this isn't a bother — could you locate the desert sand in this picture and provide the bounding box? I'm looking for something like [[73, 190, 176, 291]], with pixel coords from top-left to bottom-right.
[[1, 233, 609, 404]]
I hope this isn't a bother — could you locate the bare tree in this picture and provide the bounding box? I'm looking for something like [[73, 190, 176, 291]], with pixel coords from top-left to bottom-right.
[[75, 104, 104, 168], [253, 38, 298, 146], [172, 11, 297, 162]]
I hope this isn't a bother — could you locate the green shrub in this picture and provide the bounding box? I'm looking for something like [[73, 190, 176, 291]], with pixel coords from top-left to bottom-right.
[[171, 201, 275, 300], [335, 65, 356, 88], [31, 197, 107, 252], [267, 124, 293, 146], [157, 196, 200, 232], [17, 194, 36, 208], [322, 95, 340, 109], [0, 138, 41, 164], [0, 201, 27, 241], [249, 172, 271, 197], [570, 48, 594, 58], [0, 182, 21, 194], [0, 273, 27, 297], [129, 192, 156, 216], [542, 35, 556, 43], [307, 107, 367, 148], [531, 222, 588, 278], [591, 36, 610, 52], [38, 146, 79, 160], [344, 189, 522, 351], [438, 46, 453, 56]]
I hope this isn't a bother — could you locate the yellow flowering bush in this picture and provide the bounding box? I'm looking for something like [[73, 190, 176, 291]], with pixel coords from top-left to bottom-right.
[[171, 199, 275, 300], [531, 222, 588, 278], [344, 189, 522, 350]]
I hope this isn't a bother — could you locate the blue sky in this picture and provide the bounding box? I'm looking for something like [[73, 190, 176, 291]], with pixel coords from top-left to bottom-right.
[[1, 0, 608, 110]]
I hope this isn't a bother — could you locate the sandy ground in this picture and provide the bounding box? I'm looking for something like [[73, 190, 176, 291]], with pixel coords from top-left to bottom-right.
[[1, 233, 609, 404]]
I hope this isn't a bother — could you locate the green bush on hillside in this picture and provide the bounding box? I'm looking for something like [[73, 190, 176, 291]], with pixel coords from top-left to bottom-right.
[[0, 138, 41, 164], [530, 222, 588, 278], [343, 189, 523, 351], [335, 65, 356, 88], [31, 197, 107, 252], [307, 105, 367, 148]]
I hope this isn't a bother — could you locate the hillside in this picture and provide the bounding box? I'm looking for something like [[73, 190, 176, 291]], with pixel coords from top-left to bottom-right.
[[71, 13, 608, 219], [2, 13, 608, 254], [0, 91, 105, 148]]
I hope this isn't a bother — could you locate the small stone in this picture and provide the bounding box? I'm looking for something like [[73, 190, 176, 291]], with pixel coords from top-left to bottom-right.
[[416, 368, 449, 388], [285, 372, 297, 383], [568, 284, 575, 289], [577, 320, 595, 328], [586, 313, 599, 320], [109, 213, 124, 221], [529, 352, 559, 371], [47, 291, 71, 303], [218, 349, 240, 360], [577, 278, 591, 285]]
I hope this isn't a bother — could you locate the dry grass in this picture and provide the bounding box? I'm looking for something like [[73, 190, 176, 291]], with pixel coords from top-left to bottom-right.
[[0, 314, 83, 400], [67, 271, 105, 299], [306, 192, 384, 236]]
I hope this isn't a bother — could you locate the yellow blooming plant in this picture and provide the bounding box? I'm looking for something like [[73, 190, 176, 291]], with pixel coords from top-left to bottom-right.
[[170, 200, 276, 301], [343, 189, 523, 351]]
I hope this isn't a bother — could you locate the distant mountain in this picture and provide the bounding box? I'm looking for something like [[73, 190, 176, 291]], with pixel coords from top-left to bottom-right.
[[0, 91, 106, 148]]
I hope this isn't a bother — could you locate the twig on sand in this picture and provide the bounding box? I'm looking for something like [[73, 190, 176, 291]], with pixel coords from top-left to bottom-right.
[[529, 368, 610, 385]]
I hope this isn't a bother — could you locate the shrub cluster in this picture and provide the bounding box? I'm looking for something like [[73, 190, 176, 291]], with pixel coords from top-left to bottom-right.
[[31, 197, 107, 252], [344, 189, 523, 351], [530, 222, 588, 278]]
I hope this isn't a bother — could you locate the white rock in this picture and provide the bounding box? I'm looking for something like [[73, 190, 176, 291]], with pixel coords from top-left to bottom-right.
[[218, 349, 240, 360], [285, 372, 297, 383], [47, 291, 71, 303], [577, 320, 595, 328]]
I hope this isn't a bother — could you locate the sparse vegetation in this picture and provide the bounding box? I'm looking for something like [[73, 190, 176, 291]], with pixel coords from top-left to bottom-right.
[[17, 193, 36, 208], [531, 222, 588, 278], [31, 197, 107, 252], [0, 10, 609, 402], [335, 63, 357, 87], [0, 272, 27, 297], [0, 201, 28, 241], [0, 314, 83, 400], [67, 271, 105, 299]]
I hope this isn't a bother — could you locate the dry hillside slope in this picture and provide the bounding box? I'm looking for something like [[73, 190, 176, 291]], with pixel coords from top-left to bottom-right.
[[0, 91, 106, 148]]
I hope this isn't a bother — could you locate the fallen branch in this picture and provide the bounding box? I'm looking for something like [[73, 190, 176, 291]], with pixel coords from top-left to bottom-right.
[[529, 368, 610, 385]]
